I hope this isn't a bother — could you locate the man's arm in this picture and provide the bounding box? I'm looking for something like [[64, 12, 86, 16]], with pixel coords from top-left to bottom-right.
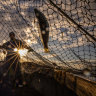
[[23, 43, 33, 51], [0, 42, 9, 49], [0, 45, 7, 54], [21, 40, 33, 52], [17, 39, 33, 52]]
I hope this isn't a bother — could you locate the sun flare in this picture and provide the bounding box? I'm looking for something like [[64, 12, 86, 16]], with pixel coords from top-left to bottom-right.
[[14, 48, 28, 57]]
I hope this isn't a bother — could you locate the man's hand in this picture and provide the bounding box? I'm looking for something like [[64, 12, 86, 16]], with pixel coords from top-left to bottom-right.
[[27, 46, 34, 52], [3, 50, 6, 54]]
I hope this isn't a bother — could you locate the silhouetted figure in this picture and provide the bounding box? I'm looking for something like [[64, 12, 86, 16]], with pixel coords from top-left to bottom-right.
[[0, 32, 31, 87]]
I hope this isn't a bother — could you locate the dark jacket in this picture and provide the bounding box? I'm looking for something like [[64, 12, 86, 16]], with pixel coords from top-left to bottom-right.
[[2, 39, 25, 59]]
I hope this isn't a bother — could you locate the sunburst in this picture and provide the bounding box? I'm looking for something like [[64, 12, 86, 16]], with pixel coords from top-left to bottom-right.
[[2, 40, 28, 78]]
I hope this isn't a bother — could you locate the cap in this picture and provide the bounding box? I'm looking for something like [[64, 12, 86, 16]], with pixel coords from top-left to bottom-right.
[[9, 32, 15, 36]]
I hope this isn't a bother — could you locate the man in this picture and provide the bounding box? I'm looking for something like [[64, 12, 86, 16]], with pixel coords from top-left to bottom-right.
[[0, 32, 31, 87]]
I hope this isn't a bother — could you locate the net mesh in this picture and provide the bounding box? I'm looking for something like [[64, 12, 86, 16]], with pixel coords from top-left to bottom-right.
[[0, 0, 96, 73]]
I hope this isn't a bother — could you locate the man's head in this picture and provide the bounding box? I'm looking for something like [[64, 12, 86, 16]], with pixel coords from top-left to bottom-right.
[[9, 32, 15, 40]]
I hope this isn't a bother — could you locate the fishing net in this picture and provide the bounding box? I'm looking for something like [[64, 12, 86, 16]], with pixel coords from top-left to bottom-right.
[[0, 0, 96, 74]]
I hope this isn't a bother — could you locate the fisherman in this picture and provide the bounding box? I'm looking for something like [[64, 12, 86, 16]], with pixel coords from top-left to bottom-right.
[[0, 32, 31, 87]]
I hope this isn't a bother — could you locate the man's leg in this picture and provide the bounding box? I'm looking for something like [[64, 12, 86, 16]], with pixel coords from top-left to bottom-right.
[[13, 58, 23, 87]]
